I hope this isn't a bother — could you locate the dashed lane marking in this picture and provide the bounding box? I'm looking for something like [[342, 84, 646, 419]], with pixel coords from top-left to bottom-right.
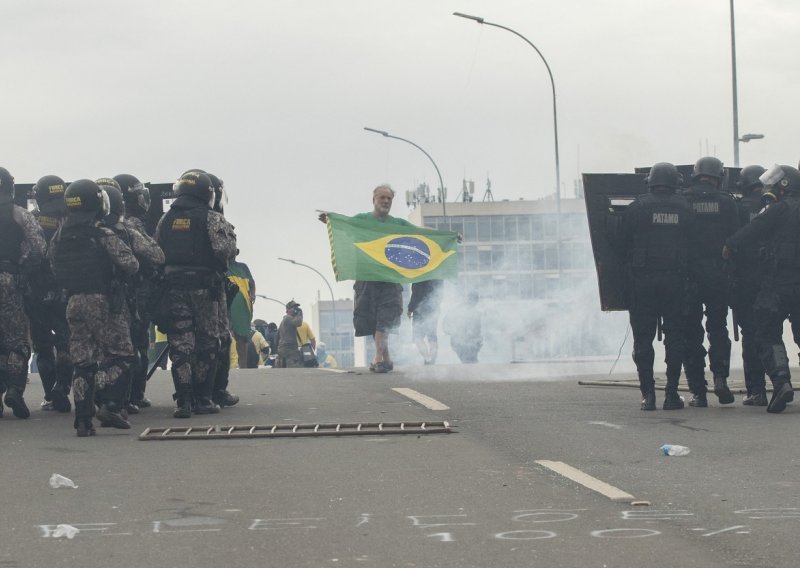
[[392, 388, 450, 411], [536, 460, 635, 503]]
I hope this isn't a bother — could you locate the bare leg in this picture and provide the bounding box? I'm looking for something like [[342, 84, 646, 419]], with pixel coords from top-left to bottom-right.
[[374, 330, 390, 364]]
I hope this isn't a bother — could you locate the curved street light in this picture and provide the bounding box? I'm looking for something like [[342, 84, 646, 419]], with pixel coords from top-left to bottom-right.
[[255, 294, 286, 308], [453, 11, 561, 212], [364, 127, 447, 218], [453, 11, 562, 279], [277, 257, 338, 334]]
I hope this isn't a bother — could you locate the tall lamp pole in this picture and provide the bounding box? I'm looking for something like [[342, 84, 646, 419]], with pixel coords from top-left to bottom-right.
[[363, 127, 447, 218], [277, 257, 338, 337], [730, 0, 740, 167], [453, 11, 562, 278], [453, 12, 561, 213]]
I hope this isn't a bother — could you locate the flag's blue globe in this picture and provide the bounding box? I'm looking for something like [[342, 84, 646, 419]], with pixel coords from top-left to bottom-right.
[[384, 237, 431, 269]]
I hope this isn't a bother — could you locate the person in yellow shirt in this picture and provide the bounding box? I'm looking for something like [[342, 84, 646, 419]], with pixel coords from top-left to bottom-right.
[[316, 342, 338, 368]]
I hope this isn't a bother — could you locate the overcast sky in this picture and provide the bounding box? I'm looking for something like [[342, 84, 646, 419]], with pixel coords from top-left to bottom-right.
[[3, 0, 799, 324]]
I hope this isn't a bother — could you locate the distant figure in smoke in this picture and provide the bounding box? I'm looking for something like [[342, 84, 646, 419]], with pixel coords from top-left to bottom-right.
[[407, 279, 443, 365], [443, 291, 482, 363]]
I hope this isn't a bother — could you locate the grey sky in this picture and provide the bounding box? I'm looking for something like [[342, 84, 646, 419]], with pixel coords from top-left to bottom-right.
[[3, 0, 798, 324]]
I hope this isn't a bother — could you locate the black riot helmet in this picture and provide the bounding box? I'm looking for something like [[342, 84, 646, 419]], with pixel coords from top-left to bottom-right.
[[113, 173, 151, 216], [647, 162, 680, 192], [97, 178, 125, 224], [33, 174, 67, 215], [207, 173, 227, 214], [760, 164, 800, 199], [63, 179, 110, 227], [0, 167, 15, 198], [174, 171, 214, 208], [692, 156, 724, 186], [735, 165, 766, 195]]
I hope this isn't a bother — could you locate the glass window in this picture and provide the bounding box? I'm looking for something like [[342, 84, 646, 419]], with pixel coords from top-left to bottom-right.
[[520, 275, 533, 299], [477, 217, 491, 241], [478, 248, 492, 271], [491, 216, 504, 241], [531, 216, 544, 240], [518, 243, 533, 270], [491, 245, 505, 270], [464, 245, 478, 271], [504, 244, 518, 271], [504, 216, 517, 240], [543, 215, 557, 239], [545, 243, 558, 270], [533, 244, 545, 270], [479, 275, 493, 298], [462, 217, 477, 242], [518, 216, 531, 240]]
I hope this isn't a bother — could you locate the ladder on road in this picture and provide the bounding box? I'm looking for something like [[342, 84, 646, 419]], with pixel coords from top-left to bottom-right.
[[139, 421, 453, 441]]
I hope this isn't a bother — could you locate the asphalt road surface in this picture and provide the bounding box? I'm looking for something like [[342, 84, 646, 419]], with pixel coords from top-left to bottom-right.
[[2, 363, 798, 568]]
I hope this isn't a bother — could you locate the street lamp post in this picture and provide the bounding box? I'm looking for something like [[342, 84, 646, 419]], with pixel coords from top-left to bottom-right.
[[453, 11, 562, 279], [277, 257, 338, 338], [255, 294, 286, 308], [363, 127, 447, 218], [730, 0, 741, 167], [453, 12, 561, 213]]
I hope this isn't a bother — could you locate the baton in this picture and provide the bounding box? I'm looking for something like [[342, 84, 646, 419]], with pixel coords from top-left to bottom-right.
[[657, 317, 663, 342], [147, 343, 169, 380]]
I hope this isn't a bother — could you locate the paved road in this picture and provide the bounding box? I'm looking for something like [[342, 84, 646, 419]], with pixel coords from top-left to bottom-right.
[[1, 364, 797, 567]]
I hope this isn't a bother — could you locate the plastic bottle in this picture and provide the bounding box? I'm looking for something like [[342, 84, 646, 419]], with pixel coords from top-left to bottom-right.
[[660, 444, 690, 456]]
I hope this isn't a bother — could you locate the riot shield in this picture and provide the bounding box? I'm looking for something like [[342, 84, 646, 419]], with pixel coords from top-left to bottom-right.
[[583, 166, 742, 312]]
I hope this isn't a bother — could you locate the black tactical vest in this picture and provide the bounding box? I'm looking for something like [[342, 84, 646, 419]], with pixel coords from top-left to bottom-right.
[[0, 203, 23, 270], [734, 193, 765, 270], [53, 224, 114, 294], [629, 192, 689, 272], [771, 197, 800, 271], [157, 198, 218, 270], [683, 181, 735, 261]]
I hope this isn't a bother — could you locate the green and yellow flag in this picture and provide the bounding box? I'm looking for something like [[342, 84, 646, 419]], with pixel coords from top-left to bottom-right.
[[327, 213, 458, 283]]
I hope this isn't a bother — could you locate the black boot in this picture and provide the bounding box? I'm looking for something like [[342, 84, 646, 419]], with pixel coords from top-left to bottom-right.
[[212, 389, 239, 407], [663, 390, 685, 410], [689, 391, 708, 407], [767, 382, 795, 414], [4, 388, 30, 419], [75, 416, 96, 437], [173, 399, 192, 419], [713, 375, 735, 404], [50, 384, 72, 413], [640, 391, 656, 411], [193, 396, 221, 415], [95, 402, 131, 429]]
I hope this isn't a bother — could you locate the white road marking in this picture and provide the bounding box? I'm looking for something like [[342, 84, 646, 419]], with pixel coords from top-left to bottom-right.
[[316, 368, 350, 374], [587, 421, 623, 430], [536, 460, 635, 503], [702, 525, 748, 537], [392, 388, 450, 410]]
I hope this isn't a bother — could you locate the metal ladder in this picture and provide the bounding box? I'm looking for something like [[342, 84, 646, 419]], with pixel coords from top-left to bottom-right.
[[139, 421, 453, 441]]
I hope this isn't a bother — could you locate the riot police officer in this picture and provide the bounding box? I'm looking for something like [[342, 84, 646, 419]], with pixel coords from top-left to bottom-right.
[[207, 172, 239, 407], [681, 157, 740, 407], [99, 179, 165, 413], [617, 162, 693, 410], [50, 179, 139, 436], [113, 173, 156, 408], [154, 171, 236, 418], [0, 167, 47, 418], [724, 165, 800, 413], [730, 165, 768, 405], [27, 174, 73, 413]]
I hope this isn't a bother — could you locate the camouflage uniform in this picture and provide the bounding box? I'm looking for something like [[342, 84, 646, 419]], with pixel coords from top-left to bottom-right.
[[51, 225, 139, 428], [27, 211, 72, 412], [0, 201, 47, 418], [108, 218, 165, 408], [212, 216, 238, 405], [155, 196, 236, 415]]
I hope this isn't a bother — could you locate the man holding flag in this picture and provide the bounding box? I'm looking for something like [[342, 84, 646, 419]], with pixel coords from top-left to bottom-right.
[[319, 184, 458, 373]]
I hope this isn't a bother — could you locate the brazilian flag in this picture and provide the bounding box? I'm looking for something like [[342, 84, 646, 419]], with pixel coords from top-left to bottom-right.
[[327, 212, 458, 283]]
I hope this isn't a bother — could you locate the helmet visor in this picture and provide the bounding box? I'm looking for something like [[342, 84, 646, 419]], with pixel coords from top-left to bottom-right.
[[760, 164, 784, 187], [130, 183, 151, 212]]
